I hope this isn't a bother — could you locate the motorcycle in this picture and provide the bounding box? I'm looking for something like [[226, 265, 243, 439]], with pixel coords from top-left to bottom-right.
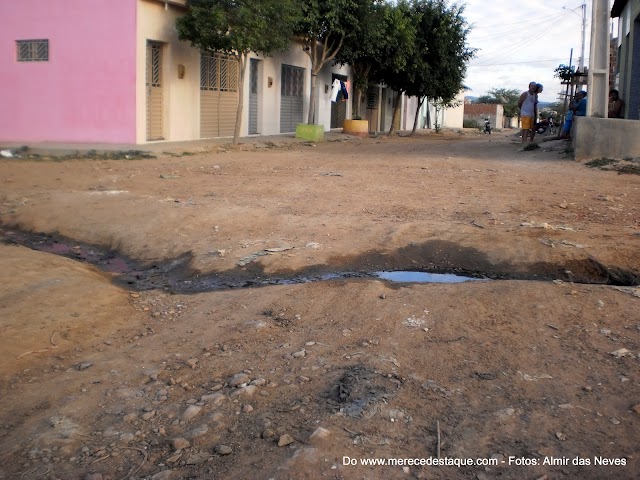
[[535, 117, 556, 135], [483, 118, 492, 134]]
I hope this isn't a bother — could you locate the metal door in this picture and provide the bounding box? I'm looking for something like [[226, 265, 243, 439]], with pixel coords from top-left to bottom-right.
[[249, 58, 260, 134], [146, 42, 163, 141], [366, 85, 379, 132], [200, 52, 238, 138], [280, 64, 304, 133], [330, 74, 347, 128]]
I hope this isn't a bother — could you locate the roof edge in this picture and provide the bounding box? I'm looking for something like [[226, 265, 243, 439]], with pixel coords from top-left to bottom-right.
[[611, 0, 628, 18]]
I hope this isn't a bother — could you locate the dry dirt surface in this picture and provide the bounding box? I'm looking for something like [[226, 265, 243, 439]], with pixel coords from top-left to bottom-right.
[[0, 130, 638, 480]]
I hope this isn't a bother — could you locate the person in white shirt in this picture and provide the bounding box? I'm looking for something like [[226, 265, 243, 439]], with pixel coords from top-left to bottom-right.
[[518, 82, 538, 143]]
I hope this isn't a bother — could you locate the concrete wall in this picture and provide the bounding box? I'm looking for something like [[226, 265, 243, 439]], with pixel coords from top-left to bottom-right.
[[442, 91, 465, 129], [137, 0, 200, 143], [614, 0, 640, 119], [0, 0, 137, 144], [573, 116, 640, 160], [238, 46, 352, 136], [400, 92, 465, 131]]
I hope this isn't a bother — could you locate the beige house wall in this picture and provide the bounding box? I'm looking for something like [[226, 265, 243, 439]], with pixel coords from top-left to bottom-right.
[[133, 2, 355, 141], [136, 0, 200, 143], [442, 91, 465, 129], [573, 116, 640, 160]]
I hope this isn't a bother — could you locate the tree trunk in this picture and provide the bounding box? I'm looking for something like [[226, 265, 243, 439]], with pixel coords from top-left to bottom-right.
[[412, 96, 426, 134], [307, 73, 318, 124], [354, 87, 363, 119], [387, 92, 402, 136], [233, 53, 248, 145]]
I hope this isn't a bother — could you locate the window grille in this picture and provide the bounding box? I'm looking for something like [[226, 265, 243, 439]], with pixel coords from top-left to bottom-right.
[[200, 53, 237, 92], [17, 40, 49, 62]]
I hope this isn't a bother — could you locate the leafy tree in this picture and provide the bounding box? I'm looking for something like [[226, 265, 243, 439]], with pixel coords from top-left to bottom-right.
[[176, 0, 299, 144], [475, 87, 520, 118], [293, 0, 373, 125], [405, 0, 474, 134], [554, 64, 575, 82], [334, 0, 388, 119], [370, 0, 417, 135]]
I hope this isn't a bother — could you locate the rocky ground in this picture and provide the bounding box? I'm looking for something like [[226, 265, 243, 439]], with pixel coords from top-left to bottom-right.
[[0, 130, 638, 480]]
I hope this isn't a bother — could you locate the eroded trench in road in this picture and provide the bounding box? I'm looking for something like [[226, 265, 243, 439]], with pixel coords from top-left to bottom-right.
[[2, 229, 639, 293]]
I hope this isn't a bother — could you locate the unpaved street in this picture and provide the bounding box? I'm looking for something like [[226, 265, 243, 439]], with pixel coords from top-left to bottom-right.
[[0, 131, 638, 479]]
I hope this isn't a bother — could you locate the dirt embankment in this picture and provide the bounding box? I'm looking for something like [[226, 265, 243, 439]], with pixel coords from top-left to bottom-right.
[[0, 131, 638, 479]]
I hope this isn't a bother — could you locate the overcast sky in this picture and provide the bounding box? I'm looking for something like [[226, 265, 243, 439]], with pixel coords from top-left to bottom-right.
[[462, 0, 597, 103]]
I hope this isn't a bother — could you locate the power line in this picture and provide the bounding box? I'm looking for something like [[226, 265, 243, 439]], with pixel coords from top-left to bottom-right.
[[470, 11, 577, 40], [471, 11, 573, 66], [468, 58, 569, 67], [470, 11, 572, 29]]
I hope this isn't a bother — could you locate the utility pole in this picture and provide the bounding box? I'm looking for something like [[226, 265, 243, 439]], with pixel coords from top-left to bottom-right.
[[579, 2, 586, 73], [563, 3, 587, 81], [587, 0, 610, 117]]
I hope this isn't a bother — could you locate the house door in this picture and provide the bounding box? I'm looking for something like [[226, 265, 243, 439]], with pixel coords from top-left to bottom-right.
[[280, 64, 304, 133], [366, 85, 379, 133], [330, 74, 347, 128], [249, 58, 261, 134], [380, 88, 395, 132], [146, 42, 163, 141], [200, 52, 238, 138]]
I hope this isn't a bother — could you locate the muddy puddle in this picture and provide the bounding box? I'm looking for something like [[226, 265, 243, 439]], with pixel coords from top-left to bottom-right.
[[2, 229, 638, 293]]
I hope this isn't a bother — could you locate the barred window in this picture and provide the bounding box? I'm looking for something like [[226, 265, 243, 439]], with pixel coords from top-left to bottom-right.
[[200, 52, 237, 92], [17, 39, 49, 62]]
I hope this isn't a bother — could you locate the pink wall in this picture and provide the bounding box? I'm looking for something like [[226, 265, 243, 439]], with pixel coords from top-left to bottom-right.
[[0, 0, 137, 144]]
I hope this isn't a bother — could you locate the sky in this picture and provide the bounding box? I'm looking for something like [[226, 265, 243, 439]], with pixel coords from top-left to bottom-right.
[[462, 0, 597, 103]]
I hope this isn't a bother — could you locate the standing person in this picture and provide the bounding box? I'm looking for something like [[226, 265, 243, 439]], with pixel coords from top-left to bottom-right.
[[518, 82, 538, 143], [608, 89, 625, 118]]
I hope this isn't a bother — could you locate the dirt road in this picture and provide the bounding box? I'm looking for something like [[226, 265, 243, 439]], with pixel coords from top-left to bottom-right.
[[0, 131, 638, 479]]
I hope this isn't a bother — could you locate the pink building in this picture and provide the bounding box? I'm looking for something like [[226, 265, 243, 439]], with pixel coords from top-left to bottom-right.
[[1, 0, 138, 144], [1, 0, 353, 145]]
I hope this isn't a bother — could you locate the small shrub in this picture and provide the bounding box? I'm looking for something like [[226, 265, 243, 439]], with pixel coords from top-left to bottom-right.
[[585, 157, 616, 168], [616, 164, 640, 175]]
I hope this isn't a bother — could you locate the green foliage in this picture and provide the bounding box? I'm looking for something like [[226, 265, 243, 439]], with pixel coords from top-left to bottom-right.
[[293, 0, 373, 123], [176, 0, 298, 56], [554, 64, 575, 82], [476, 88, 520, 117], [405, 0, 475, 104], [370, 1, 416, 92], [335, 0, 387, 117]]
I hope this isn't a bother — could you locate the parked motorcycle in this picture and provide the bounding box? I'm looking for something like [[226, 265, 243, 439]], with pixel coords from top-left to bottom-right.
[[535, 117, 556, 135]]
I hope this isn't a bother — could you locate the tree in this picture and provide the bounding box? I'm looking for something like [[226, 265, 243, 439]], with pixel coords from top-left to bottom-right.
[[334, 0, 388, 119], [293, 0, 373, 125], [370, 0, 417, 135], [371, 0, 473, 135], [405, 0, 474, 134], [475, 88, 520, 118], [176, 0, 299, 144]]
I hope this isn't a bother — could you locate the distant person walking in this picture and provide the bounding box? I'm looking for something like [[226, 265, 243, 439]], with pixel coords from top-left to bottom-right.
[[608, 89, 625, 118], [518, 82, 538, 143]]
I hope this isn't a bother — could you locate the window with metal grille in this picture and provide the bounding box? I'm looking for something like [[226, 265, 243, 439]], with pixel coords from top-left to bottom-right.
[[281, 65, 304, 97], [16, 39, 49, 62], [200, 53, 238, 92]]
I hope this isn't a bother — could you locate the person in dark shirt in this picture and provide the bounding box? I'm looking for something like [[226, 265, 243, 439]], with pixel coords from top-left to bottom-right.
[[608, 89, 625, 118]]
